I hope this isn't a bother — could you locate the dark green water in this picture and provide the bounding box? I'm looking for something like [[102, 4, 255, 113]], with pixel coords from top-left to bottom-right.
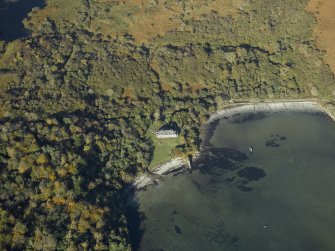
[[134, 112, 335, 251], [0, 0, 45, 41]]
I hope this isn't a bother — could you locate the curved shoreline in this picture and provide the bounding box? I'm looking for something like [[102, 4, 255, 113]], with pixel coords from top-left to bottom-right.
[[133, 100, 335, 189], [208, 100, 335, 123]]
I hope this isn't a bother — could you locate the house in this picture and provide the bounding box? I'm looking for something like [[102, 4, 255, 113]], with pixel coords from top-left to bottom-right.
[[155, 122, 180, 138], [155, 129, 179, 139]]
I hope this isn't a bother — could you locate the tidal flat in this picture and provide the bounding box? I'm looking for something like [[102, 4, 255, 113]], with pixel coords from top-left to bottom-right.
[[132, 112, 335, 251]]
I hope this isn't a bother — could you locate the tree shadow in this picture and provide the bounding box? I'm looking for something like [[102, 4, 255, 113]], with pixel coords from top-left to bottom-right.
[[124, 185, 145, 251]]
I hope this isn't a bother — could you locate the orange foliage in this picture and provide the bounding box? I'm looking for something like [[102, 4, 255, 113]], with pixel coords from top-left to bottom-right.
[[122, 87, 137, 99], [306, 0, 335, 74], [127, 1, 183, 44], [92, 0, 242, 43], [188, 82, 207, 92], [53, 197, 66, 205], [160, 82, 174, 92]]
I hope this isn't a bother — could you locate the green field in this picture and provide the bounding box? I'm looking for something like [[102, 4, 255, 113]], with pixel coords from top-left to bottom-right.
[[150, 136, 183, 168], [146, 122, 184, 168]]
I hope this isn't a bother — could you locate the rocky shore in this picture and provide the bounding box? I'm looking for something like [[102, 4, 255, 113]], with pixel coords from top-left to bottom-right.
[[133, 158, 191, 189]]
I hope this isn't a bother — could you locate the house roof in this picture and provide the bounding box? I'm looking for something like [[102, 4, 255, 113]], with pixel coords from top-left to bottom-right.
[[156, 129, 178, 135]]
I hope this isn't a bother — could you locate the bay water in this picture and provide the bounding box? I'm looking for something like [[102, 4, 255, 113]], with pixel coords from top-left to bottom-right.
[[133, 112, 335, 251], [0, 0, 45, 41]]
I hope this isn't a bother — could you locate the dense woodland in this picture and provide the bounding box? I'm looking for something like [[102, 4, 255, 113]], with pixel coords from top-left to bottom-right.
[[0, 0, 335, 250]]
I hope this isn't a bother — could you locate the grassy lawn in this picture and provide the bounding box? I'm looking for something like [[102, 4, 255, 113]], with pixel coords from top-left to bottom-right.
[[150, 137, 183, 168], [147, 122, 184, 169]]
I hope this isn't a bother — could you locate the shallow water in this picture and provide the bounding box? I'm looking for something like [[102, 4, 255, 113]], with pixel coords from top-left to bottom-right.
[[134, 112, 335, 251], [0, 0, 45, 41]]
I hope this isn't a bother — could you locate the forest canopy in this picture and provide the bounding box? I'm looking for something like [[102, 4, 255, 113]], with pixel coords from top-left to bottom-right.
[[0, 0, 334, 250]]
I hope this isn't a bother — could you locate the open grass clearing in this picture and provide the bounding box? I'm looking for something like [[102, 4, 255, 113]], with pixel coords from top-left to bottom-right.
[[149, 137, 183, 169], [147, 122, 184, 169]]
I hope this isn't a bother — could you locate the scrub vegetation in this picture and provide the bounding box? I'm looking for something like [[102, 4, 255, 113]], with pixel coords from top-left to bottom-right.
[[0, 0, 334, 250], [306, 0, 335, 74]]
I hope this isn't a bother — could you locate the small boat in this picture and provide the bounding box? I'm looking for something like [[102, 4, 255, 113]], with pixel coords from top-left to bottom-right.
[[249, 146, 253, 152]]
